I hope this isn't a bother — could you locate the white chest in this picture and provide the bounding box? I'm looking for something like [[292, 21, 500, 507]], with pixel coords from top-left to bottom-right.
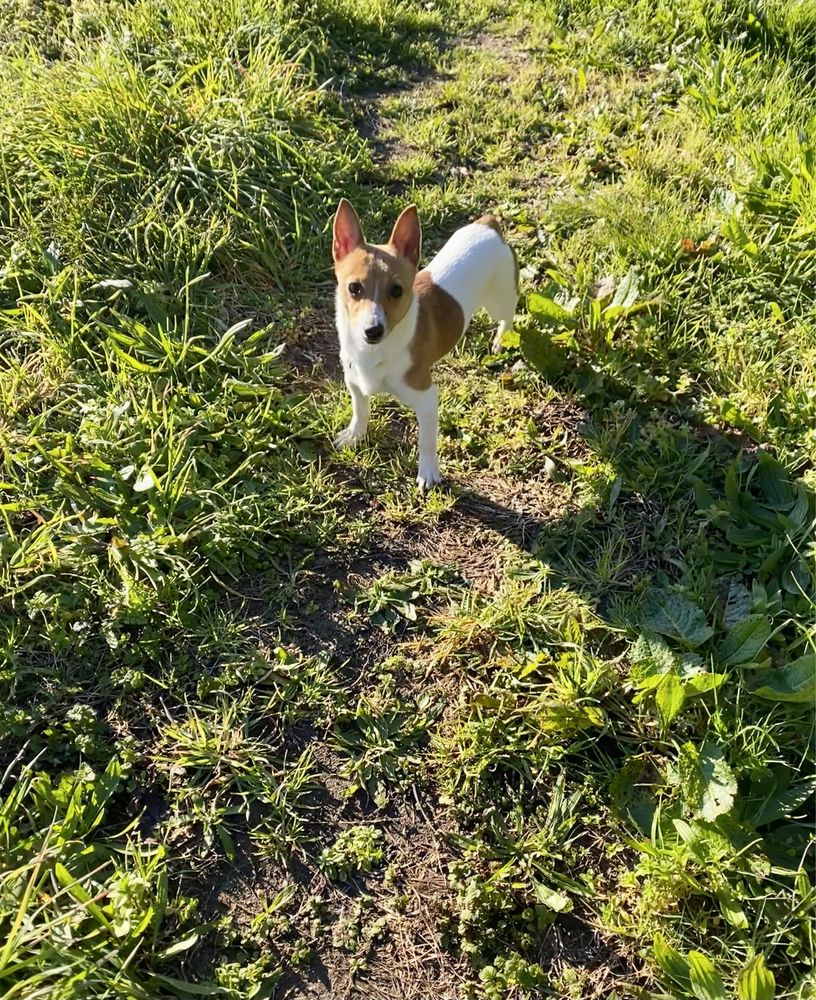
[[341, 348, 410, 396]]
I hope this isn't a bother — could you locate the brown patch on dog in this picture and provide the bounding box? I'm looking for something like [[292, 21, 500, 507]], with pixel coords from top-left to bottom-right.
[[404, 271, 465, 390], [474, 213, 504, 238]]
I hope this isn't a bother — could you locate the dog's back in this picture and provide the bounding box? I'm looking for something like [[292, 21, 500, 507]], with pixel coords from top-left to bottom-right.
[[424, 216, 518, 336]]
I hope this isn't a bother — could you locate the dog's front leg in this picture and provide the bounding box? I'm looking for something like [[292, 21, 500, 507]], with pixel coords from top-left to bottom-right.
[[334, 380, 370, 449], [395, 381, 441, 489]]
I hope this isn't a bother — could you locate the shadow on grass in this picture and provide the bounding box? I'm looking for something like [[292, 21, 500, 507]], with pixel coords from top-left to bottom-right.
[[455, 367, 814, 621], [311, 0, 457, 95]]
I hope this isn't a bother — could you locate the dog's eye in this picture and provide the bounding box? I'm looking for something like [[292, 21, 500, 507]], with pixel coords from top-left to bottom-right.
[[348, 281, 363, 298], [390, 284, 403, 299]]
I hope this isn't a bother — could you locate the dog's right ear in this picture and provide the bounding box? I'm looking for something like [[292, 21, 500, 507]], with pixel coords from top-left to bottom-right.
[[332, 199, 364, 263]]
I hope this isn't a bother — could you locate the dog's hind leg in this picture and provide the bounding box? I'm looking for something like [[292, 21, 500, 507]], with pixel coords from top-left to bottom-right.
[[487, 287, 519, 354], [483, 252, 519, 354]]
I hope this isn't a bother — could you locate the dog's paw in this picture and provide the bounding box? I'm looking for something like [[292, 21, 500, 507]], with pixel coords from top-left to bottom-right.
[[417, 462, 442, 491], [334, 426, 363, 449]]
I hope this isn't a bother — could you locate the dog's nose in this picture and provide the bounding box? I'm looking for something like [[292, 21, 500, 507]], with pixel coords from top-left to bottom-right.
[[364, 323, 384, 343]]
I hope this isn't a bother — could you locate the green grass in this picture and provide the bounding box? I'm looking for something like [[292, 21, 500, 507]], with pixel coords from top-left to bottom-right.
[[1, 0, 814, 997]]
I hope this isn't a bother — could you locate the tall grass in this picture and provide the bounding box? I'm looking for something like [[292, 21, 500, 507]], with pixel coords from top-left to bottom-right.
[[0, 5, 368, 291]]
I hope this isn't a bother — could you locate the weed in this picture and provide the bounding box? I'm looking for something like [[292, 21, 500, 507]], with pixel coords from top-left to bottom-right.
[[333, 686, 441, 805], [320, 825, 385, 882]]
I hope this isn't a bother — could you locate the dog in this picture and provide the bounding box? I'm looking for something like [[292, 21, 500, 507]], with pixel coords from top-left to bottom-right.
[[331, 199, 518, 488]]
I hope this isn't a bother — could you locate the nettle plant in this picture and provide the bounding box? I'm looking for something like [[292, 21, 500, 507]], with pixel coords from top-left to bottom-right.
[[319, 825, 384, 882], [654, 940, 779, 1000], [514, 267, 662, 382], [693, 451, 816, 620], [630, 580, 813, 733], [624, 448, 815, 725], [354, 560, 459, 631]]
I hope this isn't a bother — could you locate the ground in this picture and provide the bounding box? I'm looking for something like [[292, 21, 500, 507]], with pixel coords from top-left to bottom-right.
[[0, 1, 814, 999]]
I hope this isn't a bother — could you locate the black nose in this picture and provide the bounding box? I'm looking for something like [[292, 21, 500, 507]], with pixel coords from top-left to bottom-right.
[[364, 323, 384, 343]]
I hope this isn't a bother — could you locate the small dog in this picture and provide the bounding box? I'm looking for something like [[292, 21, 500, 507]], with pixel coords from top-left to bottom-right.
[[331, 199, 518, 488]]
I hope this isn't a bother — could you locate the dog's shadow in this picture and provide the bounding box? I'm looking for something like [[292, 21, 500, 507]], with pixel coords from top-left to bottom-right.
[[451, 485, 548, 552]]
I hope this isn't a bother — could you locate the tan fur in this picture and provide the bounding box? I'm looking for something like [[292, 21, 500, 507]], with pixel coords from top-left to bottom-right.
[[334, 243, 416, 331], [404, 271, 465, 390], [474, 214, 504, 237]]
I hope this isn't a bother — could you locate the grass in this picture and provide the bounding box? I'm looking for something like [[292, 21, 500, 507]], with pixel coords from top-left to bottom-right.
[[0, 0, 814, 997]]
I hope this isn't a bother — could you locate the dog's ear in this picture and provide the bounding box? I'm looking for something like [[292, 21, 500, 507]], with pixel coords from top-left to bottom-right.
[[389, 204, 421, 267], [332, 199, 364, 263]]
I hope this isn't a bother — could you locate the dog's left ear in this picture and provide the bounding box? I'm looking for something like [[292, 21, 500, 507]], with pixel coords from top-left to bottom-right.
[[389, 205, 421, 267]]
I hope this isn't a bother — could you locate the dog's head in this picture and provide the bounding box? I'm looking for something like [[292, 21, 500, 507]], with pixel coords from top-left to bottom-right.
[[332, 199, 421, 346]]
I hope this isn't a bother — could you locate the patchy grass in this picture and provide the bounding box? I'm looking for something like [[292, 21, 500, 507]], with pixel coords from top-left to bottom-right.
[[1, 0, 814, 999]]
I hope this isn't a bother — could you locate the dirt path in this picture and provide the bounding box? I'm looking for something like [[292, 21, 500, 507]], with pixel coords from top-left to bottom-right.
[[261, 19, 608, 1000]]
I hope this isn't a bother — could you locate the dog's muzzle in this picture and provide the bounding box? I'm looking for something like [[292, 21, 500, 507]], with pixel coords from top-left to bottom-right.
[[364, 323, 384, 344]]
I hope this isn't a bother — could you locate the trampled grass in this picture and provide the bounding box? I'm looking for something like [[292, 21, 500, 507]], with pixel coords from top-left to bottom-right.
[[0, 0, 814, 998]]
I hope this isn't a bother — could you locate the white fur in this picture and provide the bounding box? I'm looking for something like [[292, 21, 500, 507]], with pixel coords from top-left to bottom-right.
[[426, 223, 517, 336], [334, 222, 517, 488]]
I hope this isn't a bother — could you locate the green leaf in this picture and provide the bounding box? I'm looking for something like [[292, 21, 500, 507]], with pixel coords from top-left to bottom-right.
[[726, 525, 770, 547], [520, 325, 567, 379], [526, 292, 576, 327], [532, 881, 572, 912], [692, 476, 716, 511], [724, 462, 741, 504], [752, 654, 815, 704], [786, 483, 813, 530], [688, 950, 727, 1000], [150, 974, 227, 995], [677, 652, 703, 675], [716, 615, 771, 666], [653, 933, 691, 991], [752, 775, 816, 826], [53, 863, 114, 930], [757, 451, 792, 509], [715, 885, 749, 929], [685, 673, 727, 696], [631, 633, 677, 676], [111, 343, 162, 373], [722, 580, 753, 627], [90, 278, 134, 291], [737, 955, 775, 1000], [158, 932, 200, 959], [610, 266, 640, 309], [655, 673, 686, 728], [679, 742, 737, 822], [742, 500, 779, 530], [642, 591, 714, 647]]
